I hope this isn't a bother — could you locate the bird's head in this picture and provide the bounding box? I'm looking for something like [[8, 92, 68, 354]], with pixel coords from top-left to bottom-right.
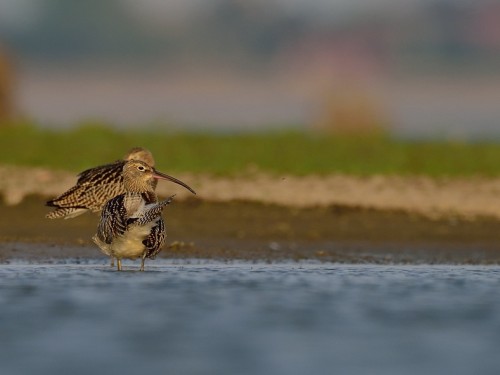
[[124, 147, 155, 167], [122, 160, 196, 194]]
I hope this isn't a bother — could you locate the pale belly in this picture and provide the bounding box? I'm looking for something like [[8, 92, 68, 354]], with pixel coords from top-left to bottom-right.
[[93, 221, 156, 260]]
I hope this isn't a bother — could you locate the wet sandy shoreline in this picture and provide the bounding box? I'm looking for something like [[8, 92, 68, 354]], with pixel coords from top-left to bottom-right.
[[1, 197, 500, 264]]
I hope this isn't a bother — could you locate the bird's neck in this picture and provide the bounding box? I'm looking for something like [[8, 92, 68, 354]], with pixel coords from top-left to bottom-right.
[[124, 188, 157, 203], [123, 177, 156, 194], [141, 191, 158, 204]]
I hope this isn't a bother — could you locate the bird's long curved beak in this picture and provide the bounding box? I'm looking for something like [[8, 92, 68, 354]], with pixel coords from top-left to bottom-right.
[[152, 169, 196, 195]]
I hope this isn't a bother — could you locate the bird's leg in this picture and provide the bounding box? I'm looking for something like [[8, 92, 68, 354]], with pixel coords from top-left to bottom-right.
[[110, 257, 115, 267], [117, 259, 122, 271], [140, 253, 147, 272]]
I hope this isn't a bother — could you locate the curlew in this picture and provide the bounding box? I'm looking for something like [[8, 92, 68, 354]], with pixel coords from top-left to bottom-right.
[[45, 147, 156, 220], [92, 160, 195, 271]]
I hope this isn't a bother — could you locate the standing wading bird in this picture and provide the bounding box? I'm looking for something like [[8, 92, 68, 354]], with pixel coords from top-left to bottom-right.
[[92, 160, 196, 271], [45, 147, 156, 220]]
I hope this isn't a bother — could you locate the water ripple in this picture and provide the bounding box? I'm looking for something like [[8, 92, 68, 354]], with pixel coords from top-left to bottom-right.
[[1, 261, 500, 375]]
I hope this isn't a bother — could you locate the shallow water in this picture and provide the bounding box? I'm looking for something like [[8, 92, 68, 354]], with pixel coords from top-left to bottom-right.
[[1, 261, 500, 375]]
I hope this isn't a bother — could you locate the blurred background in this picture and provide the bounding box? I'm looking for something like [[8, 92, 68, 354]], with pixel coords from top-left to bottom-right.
[[0, 0, 499, 139]]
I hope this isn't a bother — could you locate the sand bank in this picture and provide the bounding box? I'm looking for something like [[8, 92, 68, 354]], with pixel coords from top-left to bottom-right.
[[1, 165, 500, 219]]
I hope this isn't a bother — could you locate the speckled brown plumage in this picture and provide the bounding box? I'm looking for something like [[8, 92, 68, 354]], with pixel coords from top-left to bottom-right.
[[45, 147, 156, 219], [94, 192, 174, 268], [92, 160, 195, 271]]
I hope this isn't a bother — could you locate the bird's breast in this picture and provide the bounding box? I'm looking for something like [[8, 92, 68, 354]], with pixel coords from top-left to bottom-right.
[[123, 194, 146, 217]]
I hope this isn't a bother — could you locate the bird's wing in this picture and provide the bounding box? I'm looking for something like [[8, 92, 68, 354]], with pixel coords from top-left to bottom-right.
[[143, 218, 166, 259], [96, 194, 129, 244], [76, 160, 124, 185], [135, 195, 175, 226], [46, 161, 126, 211], [46, 183, 88, 208]]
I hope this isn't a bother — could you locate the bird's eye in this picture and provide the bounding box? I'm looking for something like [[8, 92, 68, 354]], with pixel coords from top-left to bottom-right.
[[137, 166, 145, 171]]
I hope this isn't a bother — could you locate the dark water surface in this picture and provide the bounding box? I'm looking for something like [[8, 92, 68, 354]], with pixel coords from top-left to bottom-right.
[[1, 261, 500, 375]]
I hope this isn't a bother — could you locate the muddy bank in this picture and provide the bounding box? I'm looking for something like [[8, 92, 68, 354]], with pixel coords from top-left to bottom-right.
[[3, 165, 500, 219], [1, 197, 500, 264]]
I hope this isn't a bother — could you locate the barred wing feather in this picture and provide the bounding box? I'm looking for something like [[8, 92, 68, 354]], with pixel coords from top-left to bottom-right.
[[96, 194, 129, 244]]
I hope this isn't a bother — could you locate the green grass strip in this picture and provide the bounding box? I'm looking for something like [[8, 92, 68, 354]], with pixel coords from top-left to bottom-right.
[[1, 122, 500, 177]]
